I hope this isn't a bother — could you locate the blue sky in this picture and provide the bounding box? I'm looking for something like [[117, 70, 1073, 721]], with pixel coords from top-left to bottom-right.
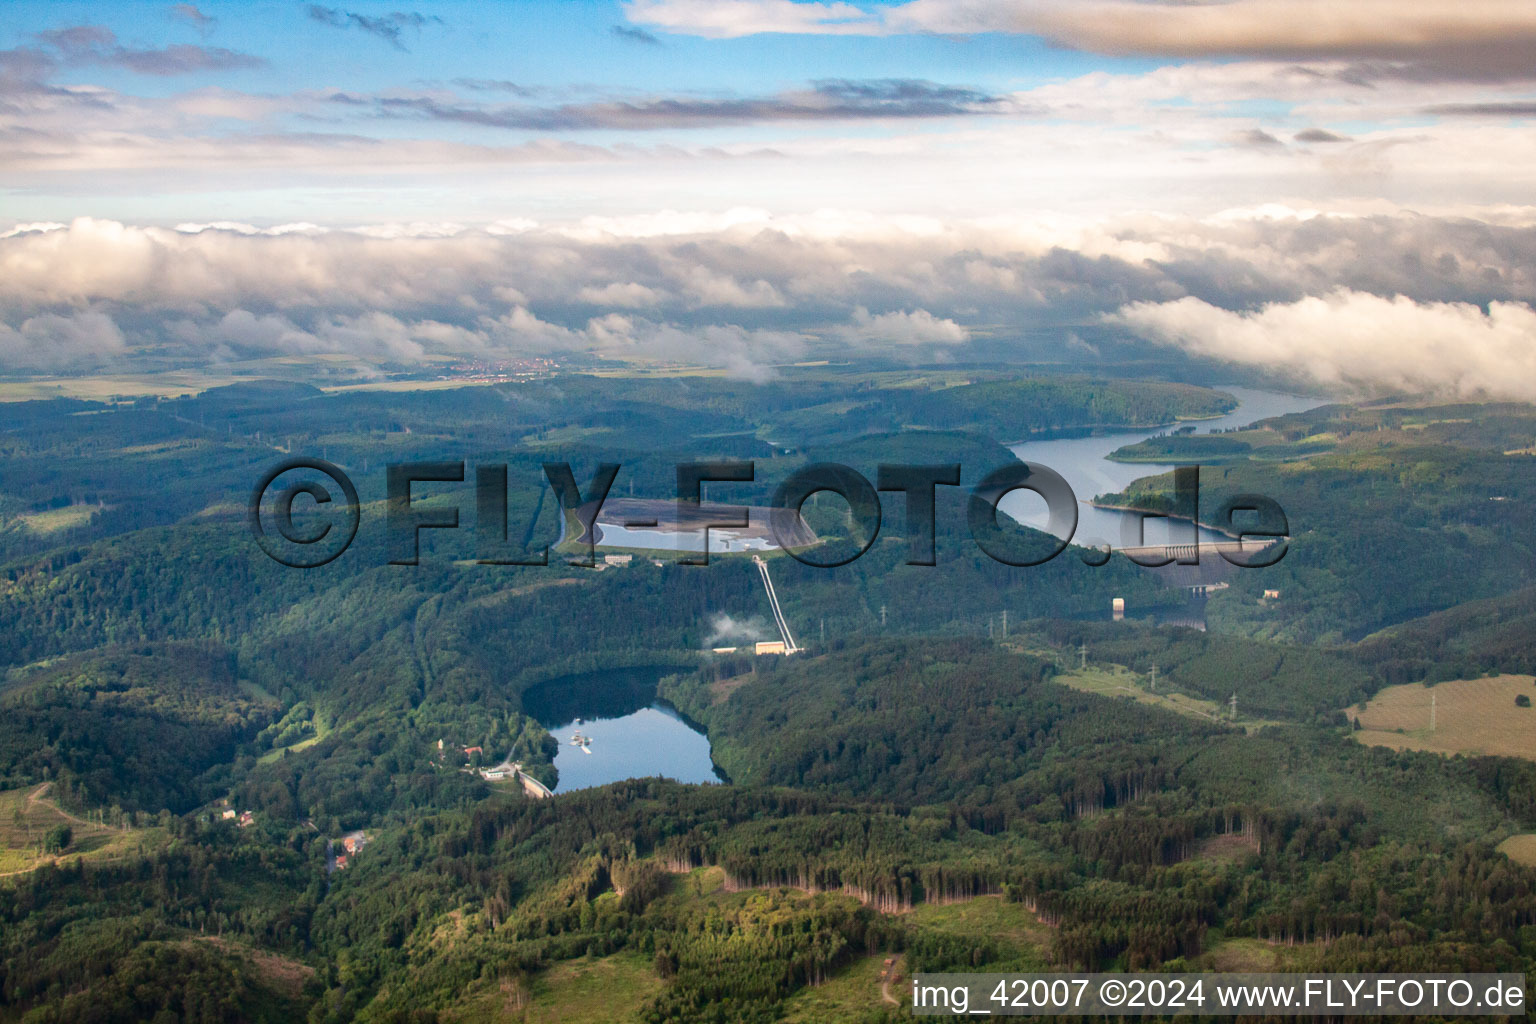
[[1, 1, 1128, 96], [1, 1, 1534, 392], [1, 0, 1532, 224]]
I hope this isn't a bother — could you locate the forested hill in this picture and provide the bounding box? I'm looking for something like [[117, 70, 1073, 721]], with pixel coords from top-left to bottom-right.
[[0, 371, 1220, 826], [3, 378, 1536, 1021], [0, 369, 1234, 563], [1094, 400, 1536, 645], [9, 638, 1530, 1022]]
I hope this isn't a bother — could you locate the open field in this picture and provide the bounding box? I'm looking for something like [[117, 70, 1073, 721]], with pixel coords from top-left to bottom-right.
[[0, 373, 232, 402], [0, 355, 447, 402], [1351, 675, 1536, 761], [320, 377, 520, 395], [1497, 834, 1536, 868], [0, 784, 157, 876]]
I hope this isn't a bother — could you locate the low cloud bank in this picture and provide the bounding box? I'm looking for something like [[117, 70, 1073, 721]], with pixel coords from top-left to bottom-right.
[[0, 211, 1532, 391], [1111, 291, 1536, 401]]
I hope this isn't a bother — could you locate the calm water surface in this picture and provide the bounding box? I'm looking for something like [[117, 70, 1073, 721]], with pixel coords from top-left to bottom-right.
[[1002, 386, 1325, 546], [523, 668, 722, 793]]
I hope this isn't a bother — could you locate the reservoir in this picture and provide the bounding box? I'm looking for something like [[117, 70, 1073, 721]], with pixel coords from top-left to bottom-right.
[[522, 667, 722, 793], [593, 522, 774, 553], [1001, 386, 1325, 547], [523, 389, 1321, 783]]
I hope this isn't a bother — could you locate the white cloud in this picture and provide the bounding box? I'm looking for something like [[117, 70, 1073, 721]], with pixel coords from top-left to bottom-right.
[[2, 211, 1535, 386], [576, 282, 667, 307], [576, 314, 809, 380], [627, 0, 1536, 76], [5, 51, 1536, 226], [623, 0, 882, 38], [1110, 290, 1536, 401], [210, 310, 321, 354], [0, 310, 126, 370], [679, 267, 784, 308], [837, 306, 968, 347], [0, 223, 68, 238]]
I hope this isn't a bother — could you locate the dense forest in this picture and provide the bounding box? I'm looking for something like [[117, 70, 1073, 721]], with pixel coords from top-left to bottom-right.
[[1, 372, 1534, 1021], [1097, 401, 1536, 645]]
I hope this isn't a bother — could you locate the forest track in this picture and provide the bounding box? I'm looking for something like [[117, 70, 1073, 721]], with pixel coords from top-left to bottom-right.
[[877, 954, 901, 1005], [27, 783, 101, 829]]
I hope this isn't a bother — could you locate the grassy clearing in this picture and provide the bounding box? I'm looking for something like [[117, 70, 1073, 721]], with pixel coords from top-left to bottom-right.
[[117, 440, 208, 456], [1053, 665, 1281, 731], [907, 895, 1052, 971], [1196, 936, 1315, 972], [0, 784, 161, 876], [1497, 834, 1536, 868], [524, 953, 662, 1023], [706, 673, 753, 705], [192, 937, 316, 1000], [444, 874, 1050, 1022], [257, 732, 324, 764], [1192, 833, 1261, 866], [10, 504, 99, 534], [464, 577, 591, 609], [450, 952, 662, 1024], [521, 425, 617, 446], [257, 715, 329, 764], [1351, 675, 1536, 761], [780, 951, 900, 1022]]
